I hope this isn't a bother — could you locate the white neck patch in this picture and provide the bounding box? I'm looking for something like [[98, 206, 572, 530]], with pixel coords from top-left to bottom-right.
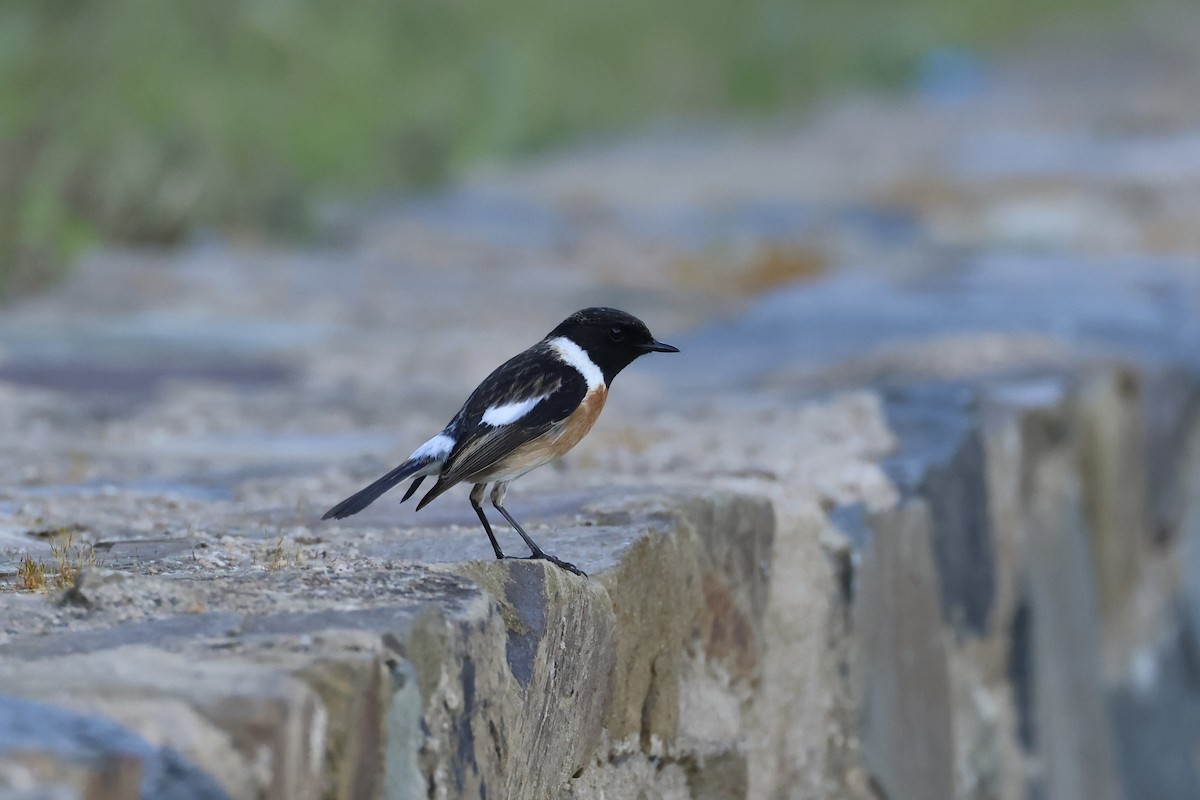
[[548, 336, 604, 391]]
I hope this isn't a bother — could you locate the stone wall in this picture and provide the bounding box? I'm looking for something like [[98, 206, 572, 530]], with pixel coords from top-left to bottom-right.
[[4, 347, 1198, 799], [4, 13, 1200, 799]]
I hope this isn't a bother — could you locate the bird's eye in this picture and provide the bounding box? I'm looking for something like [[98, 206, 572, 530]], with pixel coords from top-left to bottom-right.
[[609, 327, 625, 342]]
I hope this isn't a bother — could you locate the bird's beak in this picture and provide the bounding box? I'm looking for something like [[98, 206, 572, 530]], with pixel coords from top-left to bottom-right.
[[640, 339, 679, 354]]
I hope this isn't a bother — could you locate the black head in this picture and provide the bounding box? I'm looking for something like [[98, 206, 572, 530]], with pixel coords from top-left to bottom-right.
[[545, 307, 679, 383]]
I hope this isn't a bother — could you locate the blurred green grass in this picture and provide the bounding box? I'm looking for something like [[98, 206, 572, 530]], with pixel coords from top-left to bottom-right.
[[0, 0, 1131, 295]]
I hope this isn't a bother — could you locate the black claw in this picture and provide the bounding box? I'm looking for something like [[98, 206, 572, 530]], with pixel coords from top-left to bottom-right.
[[523, 551, 587, 577], [496, 552, 586, 576]]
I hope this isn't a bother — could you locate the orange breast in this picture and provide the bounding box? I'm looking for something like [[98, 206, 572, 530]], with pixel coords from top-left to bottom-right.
[[547, 385, 608, 457], [470, 385, 608, 483]]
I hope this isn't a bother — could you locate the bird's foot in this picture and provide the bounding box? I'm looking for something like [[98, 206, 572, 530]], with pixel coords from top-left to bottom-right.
[[523, 550, 587, 578]]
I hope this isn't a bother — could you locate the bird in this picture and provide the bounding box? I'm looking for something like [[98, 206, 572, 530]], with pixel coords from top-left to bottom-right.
[[322, 307, 679, 576]]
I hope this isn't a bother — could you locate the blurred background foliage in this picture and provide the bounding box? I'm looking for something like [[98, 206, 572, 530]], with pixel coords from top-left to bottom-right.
[[0, 0, 1132, 296]]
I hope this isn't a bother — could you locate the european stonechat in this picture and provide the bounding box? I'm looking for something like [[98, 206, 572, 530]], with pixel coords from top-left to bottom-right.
[[322, 307, 679, 575]]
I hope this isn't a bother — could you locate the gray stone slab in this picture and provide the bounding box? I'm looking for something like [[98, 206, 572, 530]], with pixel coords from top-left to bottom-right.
[[1023, 410, 1121, 800], [0, 694, 229, 800], [854, 500, 956, 800], [1140, 365, 1200, 546], [1110, 624, 1200, 800], [881, 381, 995, 638]]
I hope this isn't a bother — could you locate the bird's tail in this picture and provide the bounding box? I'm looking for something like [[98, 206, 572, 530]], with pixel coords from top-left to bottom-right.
[[322, 457, 439, 520]]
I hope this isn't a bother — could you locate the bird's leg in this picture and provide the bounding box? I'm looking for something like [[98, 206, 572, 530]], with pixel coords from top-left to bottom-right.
[[490, 483, 586, 577], [471, 483, 505, 560]]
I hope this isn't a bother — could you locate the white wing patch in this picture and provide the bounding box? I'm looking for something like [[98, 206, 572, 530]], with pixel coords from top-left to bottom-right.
[[482, 395, 549, 427], [548, 336, 604, 391], [410, 432, 454, 461]]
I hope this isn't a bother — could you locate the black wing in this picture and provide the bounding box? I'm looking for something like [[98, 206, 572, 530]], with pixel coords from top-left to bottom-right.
[[415, 345, 586, 508], [450, 343, 575, 427]]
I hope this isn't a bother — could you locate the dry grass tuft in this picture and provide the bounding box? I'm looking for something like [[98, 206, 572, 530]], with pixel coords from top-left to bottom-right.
[[8, 534, 100, 593]]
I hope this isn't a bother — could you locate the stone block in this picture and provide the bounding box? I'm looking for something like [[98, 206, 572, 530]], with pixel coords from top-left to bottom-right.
[[1020, 405, 1121, 800], [1138, 364, 1200, 546], [0, 694, 228, 800], [232, 631, 398, 800], [0, 649, 324, 800], [1077, 367, 1147, 628], [1110, 628, 1200, 800], [596, 493, 774, 753], [421, 559, 617, 799], [882, 381, 996, 638], [853, 499, 956, 800]]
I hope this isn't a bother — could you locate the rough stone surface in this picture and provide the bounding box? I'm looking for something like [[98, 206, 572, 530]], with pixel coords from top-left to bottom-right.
[[3, 11, 1200, 800]]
